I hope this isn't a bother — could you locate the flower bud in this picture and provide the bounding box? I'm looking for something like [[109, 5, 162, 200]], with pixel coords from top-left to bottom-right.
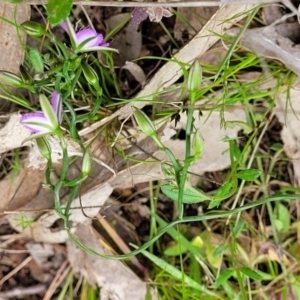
[[0, 71, 24, 88], [81, 61, 101, 92], [133, 107, 164, 149], [36, 137, 51, 160], [21, 21, 46, 37], [82, 149, 92, 178], [187, 60, 202, 104]]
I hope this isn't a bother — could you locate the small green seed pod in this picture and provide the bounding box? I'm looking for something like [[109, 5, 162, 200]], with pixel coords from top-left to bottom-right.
[[36, 137, 51, 161], [133, 107, 164, 149], [21, 21, 46, 37], [81, 61, 101, 93], [81, 149, 92, 178], [187, 60, 202, 104], [0, 71, 24, 88]]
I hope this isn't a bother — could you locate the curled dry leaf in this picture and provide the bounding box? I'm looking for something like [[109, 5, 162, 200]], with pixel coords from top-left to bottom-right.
[[105, 13, 141, 66], [0, 113, 32, 154], [0, 166, 46, 215], [122, 61, 146, 86]]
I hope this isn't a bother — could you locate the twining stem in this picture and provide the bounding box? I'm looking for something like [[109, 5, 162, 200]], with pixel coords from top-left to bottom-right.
[[65, 194, 300, 260]]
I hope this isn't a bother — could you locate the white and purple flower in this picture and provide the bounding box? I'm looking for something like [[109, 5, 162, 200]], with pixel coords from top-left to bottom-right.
[[61, 18, 118, 53], [21, 91, 63, 137]]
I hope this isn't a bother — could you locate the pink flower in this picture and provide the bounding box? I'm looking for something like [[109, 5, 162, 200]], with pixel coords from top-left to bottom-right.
[[21, 91, 63, 135], [61, 19, 117, 53]]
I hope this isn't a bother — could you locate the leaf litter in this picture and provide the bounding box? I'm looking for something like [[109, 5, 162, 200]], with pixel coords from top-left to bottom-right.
[[1, 1, 300, 299]]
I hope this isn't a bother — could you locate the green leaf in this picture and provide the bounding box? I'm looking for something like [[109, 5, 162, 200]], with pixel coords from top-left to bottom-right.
[[231, 141, 241, 160], [214, 269, 233, 287], [240, 267, 263, 280], [139, 247, 221, 298], [275, 203, 290, 232], [232, 220, 245, 238], [270, 143, 283, 151], [225, 121, 253, 134], [46, 0, 72, 26], [161, 184, 210, 203], [164, 243, 188, 256], [208, 181, 235, 209], [237, 169, 261, 181], [164, 235, 203, 256], [29, 48, 44, 73], [213, 244, 227, 258]]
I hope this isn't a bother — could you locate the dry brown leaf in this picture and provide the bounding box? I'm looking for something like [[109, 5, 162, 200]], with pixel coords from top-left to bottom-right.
[[122, 61, 146, 86], [67, 224, 155, 300], [0, 3, 30, 111], [11, 183, 114, 243], [105, 13, 142, 66], [0, 113, 31, 153], [0, 166, 45, 214], [174, 6, 218, 40], [259, 241, 291, 266], [274, 83, 300, 185]]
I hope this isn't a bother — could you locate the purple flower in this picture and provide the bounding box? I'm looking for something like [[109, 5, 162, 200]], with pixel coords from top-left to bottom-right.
[[21, 91, 63, 136], [61, 19, 118, 53]]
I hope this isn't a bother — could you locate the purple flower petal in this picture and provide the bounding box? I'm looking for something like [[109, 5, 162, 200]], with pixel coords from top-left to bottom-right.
[[60, 22, 68, 32], [75, 28, 99, 46], [60, 19, 113, 53], [130, 7, 148, 25], [51, 91, 63, 124], [21, 112, 52, 134], [80, 35, 107, 50]]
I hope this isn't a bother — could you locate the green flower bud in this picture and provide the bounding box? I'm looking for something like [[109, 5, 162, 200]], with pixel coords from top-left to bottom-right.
[[81, 61, 101, 93], [0, 71, 24, 88], [36, 137, 51, 160], [133, 107, 164, 149], [187, 60, 202, 104], [82, 149, 92, 178], [21, 21, 46, 37]]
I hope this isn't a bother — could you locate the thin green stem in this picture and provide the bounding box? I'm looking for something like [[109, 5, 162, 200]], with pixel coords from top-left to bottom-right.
[[65, 194, 300, 260]]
